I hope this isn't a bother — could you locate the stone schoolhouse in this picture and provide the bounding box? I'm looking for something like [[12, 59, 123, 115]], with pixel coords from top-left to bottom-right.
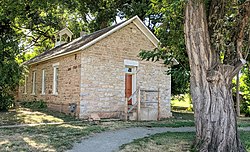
[[17, 16, 172, 120]]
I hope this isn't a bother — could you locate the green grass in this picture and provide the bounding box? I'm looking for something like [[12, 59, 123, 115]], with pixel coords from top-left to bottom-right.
[[135, 111, 194, 128], [119, 132, 250, 152], [238, 117, 250, 127], [0, 108, 195, 152], [119, 132, 194, 152], [171, 94, 193, 111], [0, 123, 106, 152], [0, 108, 77, 126], [0, 107, 249, 151]]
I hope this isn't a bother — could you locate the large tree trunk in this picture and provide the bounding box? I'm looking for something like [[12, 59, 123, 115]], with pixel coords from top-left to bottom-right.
[[184, 1, 246, 152]]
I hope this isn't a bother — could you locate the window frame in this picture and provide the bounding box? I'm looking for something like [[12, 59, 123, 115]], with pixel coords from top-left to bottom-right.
[[53, 63, 59, 95], [41, 69, 46, 95], [24, 75, 27, 94], [31, 71, 36, 95]]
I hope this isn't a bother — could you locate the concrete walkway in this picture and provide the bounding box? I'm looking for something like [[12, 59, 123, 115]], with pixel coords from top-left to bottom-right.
[[68, 127, 193, 152], [68, 127, 250, 152]]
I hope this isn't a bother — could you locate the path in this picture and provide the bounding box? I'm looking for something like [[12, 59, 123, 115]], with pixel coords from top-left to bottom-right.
[[68, 127, 250, 152], [68, 127, 193, 152]]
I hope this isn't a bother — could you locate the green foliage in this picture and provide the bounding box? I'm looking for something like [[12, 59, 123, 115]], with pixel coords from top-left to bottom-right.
[[245, 106, 250, 117], [20, 100, 47, 109], [139, 0, 189, 95], [0, 0, 191, 111], [171, 94, 193, 111], [205, 0, 250, 66], [235, 65, 250, 116], [0, 0, 94, 110], [0, 94, 14, 112], [0, 16, 23, 111]]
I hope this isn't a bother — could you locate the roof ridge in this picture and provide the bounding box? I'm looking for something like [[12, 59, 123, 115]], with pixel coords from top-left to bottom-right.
[[25, 21, 126, 65]]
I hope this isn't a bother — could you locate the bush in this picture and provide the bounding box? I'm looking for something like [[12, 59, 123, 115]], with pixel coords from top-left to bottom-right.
[[245, 106, 250, 117], [0, 93, 14, 111], [240, 101, 250, 117], [20, 100, 47, 109]]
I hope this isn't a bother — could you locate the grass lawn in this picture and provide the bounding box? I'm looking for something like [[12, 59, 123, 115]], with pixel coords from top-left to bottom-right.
[[0, 107, 249, 152], [171, 94, 192, 111], [0, 108, 76, 126], [0, 123, 106, 152], [119, 131, 250, 152], [0, 108, 194, 152]]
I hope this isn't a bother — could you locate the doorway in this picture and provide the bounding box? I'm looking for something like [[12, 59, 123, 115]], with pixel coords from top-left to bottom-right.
[[125, 74, 133, 105]]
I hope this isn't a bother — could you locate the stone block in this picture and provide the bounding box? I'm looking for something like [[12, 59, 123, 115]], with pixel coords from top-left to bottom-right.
[[88, 113, 101, 121]]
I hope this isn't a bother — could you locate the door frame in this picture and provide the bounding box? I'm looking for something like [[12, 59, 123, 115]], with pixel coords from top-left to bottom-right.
[[124, 59, 139, 105]]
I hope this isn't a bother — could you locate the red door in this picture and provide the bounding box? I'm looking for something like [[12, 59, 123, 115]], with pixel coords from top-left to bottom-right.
[[125, 74, 132, 105]]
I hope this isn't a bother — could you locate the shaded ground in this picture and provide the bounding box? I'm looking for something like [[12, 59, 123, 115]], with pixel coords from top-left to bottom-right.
[[0, 108, 250, 152], [0, 123, 106, 152], [0, 108, 76, 126], [0, 109, 195, 152]]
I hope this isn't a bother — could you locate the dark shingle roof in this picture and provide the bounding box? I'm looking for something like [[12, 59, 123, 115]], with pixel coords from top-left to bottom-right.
[[25, 21, 125, 65]]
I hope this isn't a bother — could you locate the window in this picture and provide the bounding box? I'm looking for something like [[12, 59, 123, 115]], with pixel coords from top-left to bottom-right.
[[124, 59, 139, 74], [41, 69, 46, 94], [53, 64, 59, 95], [125, 67, 133, 73], [24, 75, 27, 94], [32, 71, 36, 95], [125, 66, 136, 74]]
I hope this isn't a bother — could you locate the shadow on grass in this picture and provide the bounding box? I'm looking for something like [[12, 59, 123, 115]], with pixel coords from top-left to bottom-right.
[[0, 108, 77, 126], [0, 123, 106, 152]]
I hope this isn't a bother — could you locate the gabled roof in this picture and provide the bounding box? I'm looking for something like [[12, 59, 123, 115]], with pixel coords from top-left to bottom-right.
[[25, 16, 160, 65], [57, 27, 73, 36]]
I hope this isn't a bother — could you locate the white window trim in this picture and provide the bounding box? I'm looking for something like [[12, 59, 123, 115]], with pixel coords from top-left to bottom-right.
[[31, 71, 36, 95], [124, 59, 139, 67], [53, 62, 59, 67], [41, 69, 46, 95], [24, 75, 27, 94], [53, 63, 59, 95]]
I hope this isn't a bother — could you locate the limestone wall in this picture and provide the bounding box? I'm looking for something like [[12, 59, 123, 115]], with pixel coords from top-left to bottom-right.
[[79, 22, 171, 119], [17, 22, 172, 119], [18, 53, 81, 116]]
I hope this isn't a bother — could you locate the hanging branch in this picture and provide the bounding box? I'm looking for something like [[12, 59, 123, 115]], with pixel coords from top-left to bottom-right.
[[230, 0, 250, 78]]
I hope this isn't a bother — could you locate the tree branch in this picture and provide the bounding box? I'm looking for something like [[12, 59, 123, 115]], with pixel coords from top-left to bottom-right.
[[230, 59, 247, 78], [229, 0, 250, 78], [236, 0, 250, 60]]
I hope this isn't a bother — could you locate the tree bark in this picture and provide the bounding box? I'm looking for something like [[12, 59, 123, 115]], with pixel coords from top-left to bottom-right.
[[184, 1, 246, 152]]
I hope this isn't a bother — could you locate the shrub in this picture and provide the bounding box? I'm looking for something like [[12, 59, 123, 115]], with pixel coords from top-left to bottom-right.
[[245, 106, 250, 117], [240, 101, 250, 117], [20, 100, 47, 109], [0, 93, 14, 111]]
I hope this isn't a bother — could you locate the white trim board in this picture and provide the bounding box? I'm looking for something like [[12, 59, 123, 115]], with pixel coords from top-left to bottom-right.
[[124, 59, 139, 67]]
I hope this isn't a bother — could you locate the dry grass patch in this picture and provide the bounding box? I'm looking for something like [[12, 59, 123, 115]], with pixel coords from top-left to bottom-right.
[[0, 123, 106, 152]]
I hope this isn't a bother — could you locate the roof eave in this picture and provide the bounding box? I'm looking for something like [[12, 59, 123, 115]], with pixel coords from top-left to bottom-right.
[[28, 16, 160, 65]]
